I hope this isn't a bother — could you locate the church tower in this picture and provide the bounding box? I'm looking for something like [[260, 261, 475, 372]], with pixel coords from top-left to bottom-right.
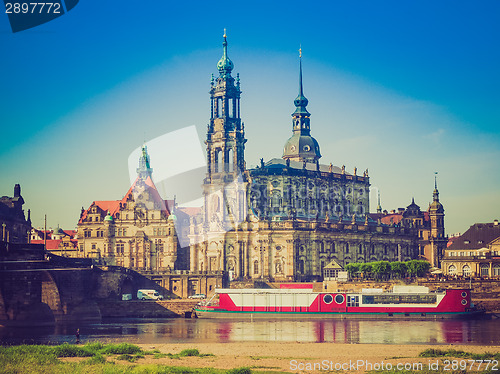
[[205, 30, 246, 185], [429, 174, 446, 267], [201, 31, 247, 231], [282, 49, 321, 164]]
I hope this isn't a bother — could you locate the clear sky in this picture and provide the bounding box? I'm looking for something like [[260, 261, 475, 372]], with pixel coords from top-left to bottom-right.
[[1, 1, 499, 235]]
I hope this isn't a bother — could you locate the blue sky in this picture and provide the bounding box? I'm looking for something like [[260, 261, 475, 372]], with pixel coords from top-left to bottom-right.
[[1, 1, 499, 235]]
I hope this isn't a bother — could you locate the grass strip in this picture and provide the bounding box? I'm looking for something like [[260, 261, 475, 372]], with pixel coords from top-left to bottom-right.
[[419, 348, 500, 360], [0, 343, 223, 374]]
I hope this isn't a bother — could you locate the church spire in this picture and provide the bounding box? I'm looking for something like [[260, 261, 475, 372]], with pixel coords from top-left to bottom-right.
[[136, 144, 153, 179], [377, 191, 382, 213], [433, 172, 439, 202], [217, 28, 234, 79], [293, 47, 310, 117], [282, 47, 321, 163]]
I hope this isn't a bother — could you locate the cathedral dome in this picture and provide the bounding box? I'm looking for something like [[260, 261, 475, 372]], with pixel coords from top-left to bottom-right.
[[283, 133, 321, 162]]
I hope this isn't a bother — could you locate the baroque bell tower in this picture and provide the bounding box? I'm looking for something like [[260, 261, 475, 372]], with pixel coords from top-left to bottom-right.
[[205, 30, 246, 185], [201, 31, 247, 230]]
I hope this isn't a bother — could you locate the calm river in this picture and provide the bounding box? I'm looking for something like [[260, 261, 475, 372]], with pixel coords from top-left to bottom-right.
[[1, 318, 499, 345]]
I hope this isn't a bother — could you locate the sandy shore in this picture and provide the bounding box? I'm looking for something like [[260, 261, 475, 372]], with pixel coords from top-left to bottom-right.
[[135, 342, 500, 373]]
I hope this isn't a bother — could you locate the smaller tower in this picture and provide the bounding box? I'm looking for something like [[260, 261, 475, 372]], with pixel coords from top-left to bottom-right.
[[376, 191, 382, 214], [283, 47, 321, 163], [429, 174, 445, 238], [428, 173, 446, 267], [136, 144, 153, 180]]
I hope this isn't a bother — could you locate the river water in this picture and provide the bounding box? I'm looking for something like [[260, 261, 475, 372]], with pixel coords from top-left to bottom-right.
[[1, 318, 499, 346]]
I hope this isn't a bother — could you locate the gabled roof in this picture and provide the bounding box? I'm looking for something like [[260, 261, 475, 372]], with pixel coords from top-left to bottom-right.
[[79, 176, 171, 224], [447, 222, 500, 251], [324, 259, 343, 269]]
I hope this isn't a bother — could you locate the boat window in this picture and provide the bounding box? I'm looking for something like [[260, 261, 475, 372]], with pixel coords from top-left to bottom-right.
[[323, 294, 333, 304], [334, 294, 345, 304], [347, 295, 359, 307]]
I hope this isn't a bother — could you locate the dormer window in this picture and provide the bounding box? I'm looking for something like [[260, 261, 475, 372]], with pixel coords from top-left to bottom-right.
[[464, 240, 470, 244]]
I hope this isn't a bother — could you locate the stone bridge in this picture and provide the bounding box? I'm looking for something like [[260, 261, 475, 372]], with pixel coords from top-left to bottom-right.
[[0, 242, 209, 326]]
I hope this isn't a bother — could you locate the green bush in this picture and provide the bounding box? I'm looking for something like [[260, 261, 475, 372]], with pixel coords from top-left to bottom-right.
[[100, 343, 142, 355], [53, 343, 94, 357], [227, 368, 252, 374]]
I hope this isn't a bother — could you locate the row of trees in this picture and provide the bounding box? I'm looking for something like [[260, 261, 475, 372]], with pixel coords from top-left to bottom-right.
[[344, 260, 431, 280]]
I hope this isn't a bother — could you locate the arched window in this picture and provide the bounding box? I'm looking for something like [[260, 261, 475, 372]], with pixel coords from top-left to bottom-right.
[[331, 242, 335, 253], [358, 244, 363, 254], [448, 265, 456, 274], [227, 148, 234, 172], [480, 264, 490, 277], [493, 264, 500, 277], [462, 265, 471, 276], [345, 243, 349, 254], [253, 260, 259, 275], [228, 98, 234, 118], [217, 98, 222, 117]]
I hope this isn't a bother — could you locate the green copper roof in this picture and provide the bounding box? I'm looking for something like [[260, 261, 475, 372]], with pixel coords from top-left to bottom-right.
[[217, 30, 234, 79], [104, 210, 114, 222]]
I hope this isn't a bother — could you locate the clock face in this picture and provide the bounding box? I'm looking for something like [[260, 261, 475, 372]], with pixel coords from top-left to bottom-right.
[[303, 145, 311, 151], [272, 180, 280, 188], [290, 145, 296, 152]]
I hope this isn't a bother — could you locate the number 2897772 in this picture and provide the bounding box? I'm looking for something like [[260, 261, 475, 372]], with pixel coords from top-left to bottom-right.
[[5, 3, 61, 14]]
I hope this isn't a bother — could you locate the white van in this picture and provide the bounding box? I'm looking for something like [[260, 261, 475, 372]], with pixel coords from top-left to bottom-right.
[[137, 289, 163, 300]]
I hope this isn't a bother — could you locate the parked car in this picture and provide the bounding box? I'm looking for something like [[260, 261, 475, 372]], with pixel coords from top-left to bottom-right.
[[188, 293, 206, 299], [137, 289, 164, 300]]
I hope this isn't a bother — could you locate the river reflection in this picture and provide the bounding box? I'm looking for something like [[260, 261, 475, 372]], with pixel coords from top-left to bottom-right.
[[1, 318, 499, 345]]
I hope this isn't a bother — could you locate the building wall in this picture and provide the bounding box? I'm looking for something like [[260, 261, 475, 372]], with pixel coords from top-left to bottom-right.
[[190, 219, 417, 281], [77, 184, 178, 271]]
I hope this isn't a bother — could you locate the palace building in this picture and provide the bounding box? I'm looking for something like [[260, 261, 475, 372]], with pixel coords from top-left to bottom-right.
[[188, 34, 445, 281], [77, 146, 180, 270]]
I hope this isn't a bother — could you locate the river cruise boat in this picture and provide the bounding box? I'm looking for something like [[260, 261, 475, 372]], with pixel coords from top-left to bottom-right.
[[194, 285, 484, 319]]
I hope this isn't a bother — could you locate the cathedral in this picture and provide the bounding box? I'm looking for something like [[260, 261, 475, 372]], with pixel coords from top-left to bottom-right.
[[188, 34, 446, 281], [74, 33, 446, 281]]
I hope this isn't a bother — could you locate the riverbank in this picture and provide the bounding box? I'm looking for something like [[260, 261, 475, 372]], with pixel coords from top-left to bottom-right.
[[2, 341, 499, 373], [133, 342, 500, 373]]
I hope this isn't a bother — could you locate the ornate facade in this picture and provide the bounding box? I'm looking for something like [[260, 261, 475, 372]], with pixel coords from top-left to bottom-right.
[[189, 35, 425, 281], [442, 221, 500, 278], [77, 146, 179, 270]]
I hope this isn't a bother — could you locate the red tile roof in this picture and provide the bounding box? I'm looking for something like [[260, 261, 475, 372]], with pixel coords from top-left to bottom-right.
[[31, 239, 78, 250], [79, 176, 171, 224], [380, 214, 404, 225]]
